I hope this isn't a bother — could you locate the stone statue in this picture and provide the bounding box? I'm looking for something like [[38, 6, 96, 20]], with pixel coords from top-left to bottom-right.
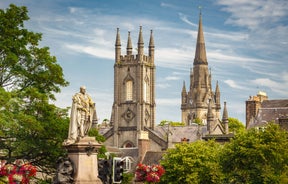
[[64, 86, 95, 145], [53, 157, 74, 184]]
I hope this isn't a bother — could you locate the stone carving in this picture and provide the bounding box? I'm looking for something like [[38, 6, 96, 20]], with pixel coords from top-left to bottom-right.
[[53, 157, 75, 184], [64, 86, 95, 145]]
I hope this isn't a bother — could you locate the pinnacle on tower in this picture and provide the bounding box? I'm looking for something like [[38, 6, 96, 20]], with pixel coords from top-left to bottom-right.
[[126, 31, 132, 55], [137, 26, 144, 56], [222, 101, 229, 134], [115, 28, 121, 62], [149, 30, 155, 57]]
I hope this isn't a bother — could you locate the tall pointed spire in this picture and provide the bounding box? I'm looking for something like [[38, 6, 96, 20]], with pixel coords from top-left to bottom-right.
[[138, 26, 144, 56], [194, 12, 207, 65], [149, 30, 154, 58], [126, 31, 132, 55], [115, 28, 121, 62]]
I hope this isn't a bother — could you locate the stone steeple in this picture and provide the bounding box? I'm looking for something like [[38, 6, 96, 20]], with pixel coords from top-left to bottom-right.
[[181, 12, 221, 125], [194, 12, 207, 65]]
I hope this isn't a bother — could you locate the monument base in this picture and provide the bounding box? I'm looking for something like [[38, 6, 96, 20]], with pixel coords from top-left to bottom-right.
[[64, 136, 103, 184]]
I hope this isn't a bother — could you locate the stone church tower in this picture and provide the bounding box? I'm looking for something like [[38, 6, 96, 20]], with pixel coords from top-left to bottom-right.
[[109, 27, 156, 148], [181, 13, 221, 126]]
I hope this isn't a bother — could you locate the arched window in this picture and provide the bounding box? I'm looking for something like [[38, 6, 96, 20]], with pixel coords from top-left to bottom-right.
[[123, 141, 134, 148], [126, 80, 133, 101], [144, 77, 150, 102]]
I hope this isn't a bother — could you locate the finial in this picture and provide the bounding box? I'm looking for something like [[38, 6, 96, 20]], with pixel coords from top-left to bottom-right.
[[198, 6, 202, 15]]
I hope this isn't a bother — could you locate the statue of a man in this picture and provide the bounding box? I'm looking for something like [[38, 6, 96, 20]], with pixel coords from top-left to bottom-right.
[[64, 86, 95, 145]]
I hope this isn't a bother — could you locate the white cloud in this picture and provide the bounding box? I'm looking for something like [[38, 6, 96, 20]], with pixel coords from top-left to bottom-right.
[[178, 13, 197, 27], [224, 79, 247, 90], [216, 0, 288, 30], [65, 44, 114, 60], [250, 77, 288, 96]]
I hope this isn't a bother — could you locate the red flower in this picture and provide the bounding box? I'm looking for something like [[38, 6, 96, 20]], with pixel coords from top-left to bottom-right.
[[135, 163, 165, 183], [0, 160, 37, 184]]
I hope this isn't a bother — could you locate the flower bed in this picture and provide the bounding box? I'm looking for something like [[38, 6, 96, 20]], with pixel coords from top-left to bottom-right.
[[0, 160, 37, 184], [135, 163, 165, 183]]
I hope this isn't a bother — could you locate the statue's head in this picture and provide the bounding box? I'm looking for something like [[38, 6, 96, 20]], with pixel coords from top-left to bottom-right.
[[80, 86, 86, 94]]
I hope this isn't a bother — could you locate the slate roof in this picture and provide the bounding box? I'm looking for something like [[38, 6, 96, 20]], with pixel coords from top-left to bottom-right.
[[153, 124, 206, 143], [141, 151, 166, 165], [248, 99, 288, 129]]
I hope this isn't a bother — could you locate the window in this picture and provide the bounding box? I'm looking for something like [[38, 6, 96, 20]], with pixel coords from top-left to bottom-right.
[[126, 80, 133, 101], [144, 78, 150, 102]]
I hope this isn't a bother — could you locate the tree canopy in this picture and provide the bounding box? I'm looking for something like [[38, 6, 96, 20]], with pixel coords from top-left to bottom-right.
[[228, 117, 245, 133], [160, 140, 224, 184], [221, 123, 288, 183], [159, 124, 288, 184], [0, 4, 69, 180]]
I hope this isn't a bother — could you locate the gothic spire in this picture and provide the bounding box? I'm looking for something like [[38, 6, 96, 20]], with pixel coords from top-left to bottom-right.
[[138, 26, 144, 56], [126, 31, 132, 55], [115, 28, 121, 62], [194, 12, 207, 65]]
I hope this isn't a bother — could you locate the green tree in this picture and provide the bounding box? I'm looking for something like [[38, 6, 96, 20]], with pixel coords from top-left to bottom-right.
[[228, 117, 245, 133], [160, 140, 224, 184], [221, 123, 288, 183], [0, 4, 69, 179], [159, 120, 185, 126]]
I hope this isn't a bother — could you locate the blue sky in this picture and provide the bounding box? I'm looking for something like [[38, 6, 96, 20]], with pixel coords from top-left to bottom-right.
[[1, 0, 288, 125]]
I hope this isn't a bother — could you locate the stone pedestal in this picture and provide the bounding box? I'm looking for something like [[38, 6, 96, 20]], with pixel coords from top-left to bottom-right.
[[64, 137, 103, 184]]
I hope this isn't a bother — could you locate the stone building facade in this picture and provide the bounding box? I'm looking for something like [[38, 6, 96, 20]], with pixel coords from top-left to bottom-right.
[[100, 13, 232, 167]]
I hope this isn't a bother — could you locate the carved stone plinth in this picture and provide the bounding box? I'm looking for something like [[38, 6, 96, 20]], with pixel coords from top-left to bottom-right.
[[64, 137, 102, 184]]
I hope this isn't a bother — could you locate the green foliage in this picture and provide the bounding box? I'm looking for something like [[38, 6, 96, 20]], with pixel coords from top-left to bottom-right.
[[193, 117, 202, 125], [0, 4, 68, 95], [221, 123, 288, 183], [228, 117, 245, 133], [122, 172, 134, 184], [0, 4, 69, 180], [160, 140, 224, 184], [88, 128, 107, 159], [159, 120, 185, 126], [88, 128, 106, 143]]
